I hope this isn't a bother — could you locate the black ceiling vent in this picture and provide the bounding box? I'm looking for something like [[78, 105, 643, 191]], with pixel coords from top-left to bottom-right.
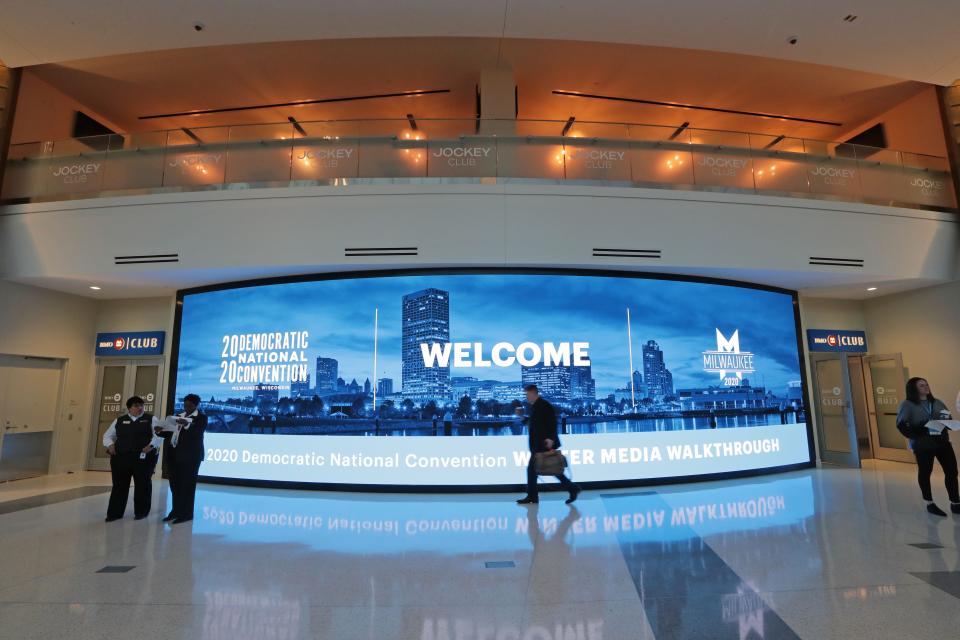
[[344, 246, 418, 257], [115, 253, 179, 265], [809, 256, 864, 268], [593, 248, 662, 259]]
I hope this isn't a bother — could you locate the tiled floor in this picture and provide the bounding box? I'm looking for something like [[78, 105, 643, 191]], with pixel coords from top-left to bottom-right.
[[1, 461, 959, 639]]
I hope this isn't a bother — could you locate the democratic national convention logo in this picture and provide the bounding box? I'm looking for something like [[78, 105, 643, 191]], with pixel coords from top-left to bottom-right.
[[702, 329, 756, 387]]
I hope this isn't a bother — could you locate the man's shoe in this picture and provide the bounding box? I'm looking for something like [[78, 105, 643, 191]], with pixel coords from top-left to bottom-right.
[[171, 517, 193, 524], [162, 513, 177, 522], [516, 496, 539, 504], [134, 514, 149, 521], [927, 503, 948, 517], [565, 486, 581, 505], [951, 503, 960, 515], [104, 516, 121, 522]]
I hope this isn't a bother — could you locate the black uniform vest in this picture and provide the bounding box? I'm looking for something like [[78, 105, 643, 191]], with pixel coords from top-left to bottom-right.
[[115, 413, 154, 454]]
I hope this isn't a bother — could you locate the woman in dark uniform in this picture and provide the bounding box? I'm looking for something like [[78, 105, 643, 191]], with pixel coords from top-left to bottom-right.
[[103, 396, 162, 521]]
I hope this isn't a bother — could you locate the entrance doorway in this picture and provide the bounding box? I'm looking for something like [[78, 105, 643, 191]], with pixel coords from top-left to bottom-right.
[[87, 359, 164, 472], [0, 354, 64, 482], [810, 354, 859, 467], [862, 354, 912, 463], [810, 352, 909, 466]]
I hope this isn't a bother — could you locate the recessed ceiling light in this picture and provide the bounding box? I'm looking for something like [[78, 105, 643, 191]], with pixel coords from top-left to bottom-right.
[[89, 286, 101, 290], [867, 287, 877, 291]]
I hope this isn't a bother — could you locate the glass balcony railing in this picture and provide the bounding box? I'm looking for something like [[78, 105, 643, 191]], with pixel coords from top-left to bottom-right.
[[1, 119, 955, 210]]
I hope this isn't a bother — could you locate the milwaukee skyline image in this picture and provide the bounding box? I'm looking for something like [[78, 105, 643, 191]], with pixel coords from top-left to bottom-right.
[[174, 273, 805, 434]]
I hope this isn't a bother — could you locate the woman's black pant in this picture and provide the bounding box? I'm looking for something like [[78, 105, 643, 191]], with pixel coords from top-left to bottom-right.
[[169, 455, 203, 520], [914, 435, 960, 503]]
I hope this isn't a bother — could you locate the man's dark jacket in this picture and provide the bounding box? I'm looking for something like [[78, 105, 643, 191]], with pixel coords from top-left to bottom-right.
[[526, 397, 561, 453]]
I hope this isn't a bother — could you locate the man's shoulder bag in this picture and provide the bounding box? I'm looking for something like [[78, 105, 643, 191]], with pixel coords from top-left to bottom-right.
[[534, 449, 568, 476]]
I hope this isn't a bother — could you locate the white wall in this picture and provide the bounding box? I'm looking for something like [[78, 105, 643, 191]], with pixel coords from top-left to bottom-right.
[[0, 282, 177, 473], [0, 280, 97, 472], [799, 297, 866, 332], [864, 280, 960, 406], [1, 184, 957, 298], [804, 282, 960, 410]]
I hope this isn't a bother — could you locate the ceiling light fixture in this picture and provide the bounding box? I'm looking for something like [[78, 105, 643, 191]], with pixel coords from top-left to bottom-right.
[[89, 286, 101, 290], [867, 287, 877, 291]]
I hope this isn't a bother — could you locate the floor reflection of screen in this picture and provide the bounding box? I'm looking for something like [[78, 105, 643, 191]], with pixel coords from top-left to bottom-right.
[[172, 270, 812, 487]]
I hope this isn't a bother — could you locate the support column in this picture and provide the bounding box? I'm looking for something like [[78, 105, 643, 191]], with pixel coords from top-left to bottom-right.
[[0, 60, 22, 198], [478, 67, 516, 136], [936, 83, 960, 210]]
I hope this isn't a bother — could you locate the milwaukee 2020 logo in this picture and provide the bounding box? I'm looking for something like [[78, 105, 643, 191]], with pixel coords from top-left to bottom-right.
[[702, 329, 756, 387]]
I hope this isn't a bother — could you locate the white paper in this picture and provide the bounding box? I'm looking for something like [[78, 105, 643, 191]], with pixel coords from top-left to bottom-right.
[[926, 420, 960, 433], [159, 415, 180, 431]]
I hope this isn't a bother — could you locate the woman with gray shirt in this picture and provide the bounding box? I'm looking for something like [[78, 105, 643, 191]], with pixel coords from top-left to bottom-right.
[[896, 377, 959, 516]]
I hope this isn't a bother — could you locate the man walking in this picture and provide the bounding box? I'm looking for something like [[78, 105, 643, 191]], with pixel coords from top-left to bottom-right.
[[516, 384, 580, 504]]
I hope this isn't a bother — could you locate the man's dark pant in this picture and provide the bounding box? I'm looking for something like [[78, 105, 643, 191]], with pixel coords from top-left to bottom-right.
[[915, 435, 960, 503], [107, 452, 156, 519], [526, 455, 577, 499], [170, 456, 203, 519]]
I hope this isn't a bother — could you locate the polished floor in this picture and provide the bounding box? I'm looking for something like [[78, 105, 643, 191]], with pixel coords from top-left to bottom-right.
[[1, 462, 960, 639]]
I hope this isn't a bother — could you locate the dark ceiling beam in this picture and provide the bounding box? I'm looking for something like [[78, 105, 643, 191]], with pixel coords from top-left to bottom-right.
[[553, 90, 842, 126], [139, 89, 451, 120]]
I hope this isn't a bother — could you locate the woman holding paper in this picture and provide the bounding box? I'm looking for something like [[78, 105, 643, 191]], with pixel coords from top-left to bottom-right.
[[155, 393, 207, 523], [896, 377, 959, 516]]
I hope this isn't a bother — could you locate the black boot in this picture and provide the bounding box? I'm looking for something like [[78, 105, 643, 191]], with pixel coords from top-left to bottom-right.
[[927, 503, 948, 517], [516, 495, 539, 504], [951, 503, 960, 515], [565, 486, 581, 504]]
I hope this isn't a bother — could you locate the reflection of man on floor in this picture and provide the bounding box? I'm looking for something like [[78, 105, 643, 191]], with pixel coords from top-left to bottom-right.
[[524, 503, 582, 551]]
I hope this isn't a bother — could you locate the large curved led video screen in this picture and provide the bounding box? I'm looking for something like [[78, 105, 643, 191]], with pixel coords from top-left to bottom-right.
[[171, 270, 812, 488]]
